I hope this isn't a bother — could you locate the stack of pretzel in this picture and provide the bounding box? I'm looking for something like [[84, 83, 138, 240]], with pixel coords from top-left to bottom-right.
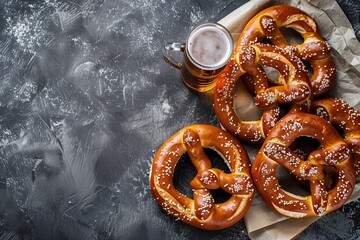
[[150, 5, 360, 231]]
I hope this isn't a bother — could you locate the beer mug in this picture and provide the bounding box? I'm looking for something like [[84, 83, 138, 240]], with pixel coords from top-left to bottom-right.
[[162, 23, 234, 92]]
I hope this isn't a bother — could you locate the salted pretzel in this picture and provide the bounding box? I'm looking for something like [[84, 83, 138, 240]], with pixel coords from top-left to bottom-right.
[[150, 124, 254, 230], [238, 5, 336, 96], [214, 43, 312, 143], [252, 112, 356, 218], [313, 98, 360, 176]]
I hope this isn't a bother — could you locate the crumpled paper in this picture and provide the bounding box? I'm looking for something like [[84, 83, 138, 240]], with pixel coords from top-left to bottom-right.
[[217, 0, 360, 239]]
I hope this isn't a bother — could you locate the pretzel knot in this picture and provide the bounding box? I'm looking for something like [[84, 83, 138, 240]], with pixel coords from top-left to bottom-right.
[[150, 124, 254, 230], [313, 98, 360, 176], [214, 44, 312, 143], [252, 112, 356, 217], [237, 5, 336, 97]]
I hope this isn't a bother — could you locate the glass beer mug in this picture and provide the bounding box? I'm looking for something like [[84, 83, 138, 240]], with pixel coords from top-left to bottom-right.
[[162, 23, 234, 92]]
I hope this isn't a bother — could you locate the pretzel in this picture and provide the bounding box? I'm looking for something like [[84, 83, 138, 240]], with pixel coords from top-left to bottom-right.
[[214, 43, 312, 143], [238, 5, 336, 96], [252, 112, 356, 217], [313, 98, 360, 176], [150, 124, 254, 230]]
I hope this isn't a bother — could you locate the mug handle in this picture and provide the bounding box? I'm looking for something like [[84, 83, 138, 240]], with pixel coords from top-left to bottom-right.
[[162, 42, 186, 69]]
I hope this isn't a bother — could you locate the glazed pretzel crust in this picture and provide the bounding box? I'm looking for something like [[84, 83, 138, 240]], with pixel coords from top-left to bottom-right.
[[150, 124, 254, 230], [252, 112, 356, 218], [237, 5, 336, 96], [214, 44, 312, 143], [313, 98, 360, 176]]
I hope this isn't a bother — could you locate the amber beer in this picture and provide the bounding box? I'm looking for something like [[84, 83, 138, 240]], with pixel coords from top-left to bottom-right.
[[163, 23, 233, 92]]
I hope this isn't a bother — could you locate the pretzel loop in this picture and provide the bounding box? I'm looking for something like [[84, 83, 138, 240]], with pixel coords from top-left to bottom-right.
[[237, 5, 336, 96], [214, 44, 312, 142], [313, 98, 360, 176], [150, 124, 254, 230], [252, 113, 356, 218]]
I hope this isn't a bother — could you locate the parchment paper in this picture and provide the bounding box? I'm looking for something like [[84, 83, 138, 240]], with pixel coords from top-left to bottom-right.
[[217, 0, 360, 239]]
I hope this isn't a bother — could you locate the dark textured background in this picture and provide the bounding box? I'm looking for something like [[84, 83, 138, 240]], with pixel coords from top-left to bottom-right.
[[0, 0, 359, 239]]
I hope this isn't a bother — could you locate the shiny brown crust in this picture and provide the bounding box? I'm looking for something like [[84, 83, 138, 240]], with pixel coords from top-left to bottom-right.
[[252, 112, 356, 218], [238, 5, 336, 96], [150, 124, 254, 230], [313, 98, 360, 176], [214, 44, 312, 143]]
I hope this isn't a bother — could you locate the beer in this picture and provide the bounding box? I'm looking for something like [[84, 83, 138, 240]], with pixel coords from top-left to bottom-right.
[[163, 23, 233, 92]]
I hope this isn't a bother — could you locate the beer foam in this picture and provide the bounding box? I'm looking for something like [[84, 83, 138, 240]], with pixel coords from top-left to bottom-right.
[[187, 25, 232, 69]]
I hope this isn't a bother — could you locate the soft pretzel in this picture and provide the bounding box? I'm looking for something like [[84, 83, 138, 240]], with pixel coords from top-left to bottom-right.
[[214, 43, 312, 143], [150, 124, 254, 230], [238, 5, 336, 96], [252, 112, 356, 218], [313, 98, 360, 176]]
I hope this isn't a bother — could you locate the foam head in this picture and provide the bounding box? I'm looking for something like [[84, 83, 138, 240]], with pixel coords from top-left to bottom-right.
[[187, 23, 233, 70]]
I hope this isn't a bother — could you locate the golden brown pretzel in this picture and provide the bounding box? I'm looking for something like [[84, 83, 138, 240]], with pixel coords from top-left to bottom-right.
[[214, 43, 312, 143], [313, 98, 360, 176], [252, 112, 356, 217], [238, 5, 336, 96], [149, 124, 254, 230]]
